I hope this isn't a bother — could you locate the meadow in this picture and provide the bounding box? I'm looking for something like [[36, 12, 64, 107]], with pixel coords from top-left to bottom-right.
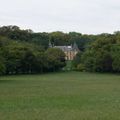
[[0, 71, 120, 120]]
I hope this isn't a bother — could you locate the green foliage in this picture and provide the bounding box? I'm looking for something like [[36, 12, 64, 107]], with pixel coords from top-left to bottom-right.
[[0, 57, 6, 75], [31, 32, 49, 49], [72, 52, 82, 69], [81, 50, 96, 72], [0, 26, 95, 51], [111, 45, 120, 72], [45, 48, 66, 71], [76, 64, 85, 71], [50, 31, 70, 46], [82, 37, 115, 72], [2, 25, 120, 73], [73, 34, 120, 73], [0, 36, 66, 75], [0, 25, 32, 41], [64, 60, 72, 71]]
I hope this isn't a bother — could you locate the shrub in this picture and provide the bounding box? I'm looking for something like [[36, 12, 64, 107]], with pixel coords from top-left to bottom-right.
[[77, 64, 85, 72]]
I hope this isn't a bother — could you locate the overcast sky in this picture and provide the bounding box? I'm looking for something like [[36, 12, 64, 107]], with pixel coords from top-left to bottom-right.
[[0, 0, 120, 34]]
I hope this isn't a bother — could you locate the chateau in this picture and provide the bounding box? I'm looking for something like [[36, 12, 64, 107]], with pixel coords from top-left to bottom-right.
[[49, 41, 79, 60]]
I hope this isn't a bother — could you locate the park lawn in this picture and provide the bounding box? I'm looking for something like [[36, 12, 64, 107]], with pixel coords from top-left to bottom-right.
[[0, 72, 120, 120]]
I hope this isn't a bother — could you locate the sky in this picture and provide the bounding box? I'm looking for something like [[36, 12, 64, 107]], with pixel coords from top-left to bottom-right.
[[0, 0, 120, 34]]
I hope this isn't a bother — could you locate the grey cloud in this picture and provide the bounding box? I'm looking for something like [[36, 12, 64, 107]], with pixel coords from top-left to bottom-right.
[[0, 0, 120, 34]]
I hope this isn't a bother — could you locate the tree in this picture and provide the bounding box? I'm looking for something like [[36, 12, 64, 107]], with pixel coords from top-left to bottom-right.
[[111, 45, 120, 72], [0, 55, 6, 75], [31, 32, 49, 49], [49, 32, 70, 46], [72, 52, 82, 69], [73, 36, 117, 72], [45, 48, 66, 71]]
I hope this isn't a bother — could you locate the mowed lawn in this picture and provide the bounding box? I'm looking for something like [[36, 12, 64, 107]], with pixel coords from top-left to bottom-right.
[[0, 72, 120, 120]]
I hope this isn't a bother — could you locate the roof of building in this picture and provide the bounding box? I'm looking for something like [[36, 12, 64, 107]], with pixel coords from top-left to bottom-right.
[[54, 46, 73, 52], [72, 42, 79, 51], [54, 46, 79, 52], [49, 41, 79, 52]]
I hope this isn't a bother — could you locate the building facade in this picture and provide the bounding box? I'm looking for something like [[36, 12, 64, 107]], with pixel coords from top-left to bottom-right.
[[49, 41, 79, 60]]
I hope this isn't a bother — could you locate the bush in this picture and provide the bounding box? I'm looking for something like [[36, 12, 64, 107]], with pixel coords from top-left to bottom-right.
[[77, 64, 85, 72]]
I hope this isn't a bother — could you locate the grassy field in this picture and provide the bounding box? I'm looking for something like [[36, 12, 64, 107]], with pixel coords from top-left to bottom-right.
[[0, 72, 120, 120]]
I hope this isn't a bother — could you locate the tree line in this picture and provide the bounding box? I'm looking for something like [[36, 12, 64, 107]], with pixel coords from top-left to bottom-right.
[[0, 38, 66, 75], [0, 25, 95, 51], [73, 32, 120, 73], [0, 27, 66, 75], [1, 25, 120, 74]]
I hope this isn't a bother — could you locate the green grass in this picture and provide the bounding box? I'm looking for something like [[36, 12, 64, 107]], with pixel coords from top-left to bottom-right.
[[0, 72, 120, 120]]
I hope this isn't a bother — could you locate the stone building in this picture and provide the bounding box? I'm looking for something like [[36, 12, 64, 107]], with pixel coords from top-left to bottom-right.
[[49, 41, 79, 60]]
